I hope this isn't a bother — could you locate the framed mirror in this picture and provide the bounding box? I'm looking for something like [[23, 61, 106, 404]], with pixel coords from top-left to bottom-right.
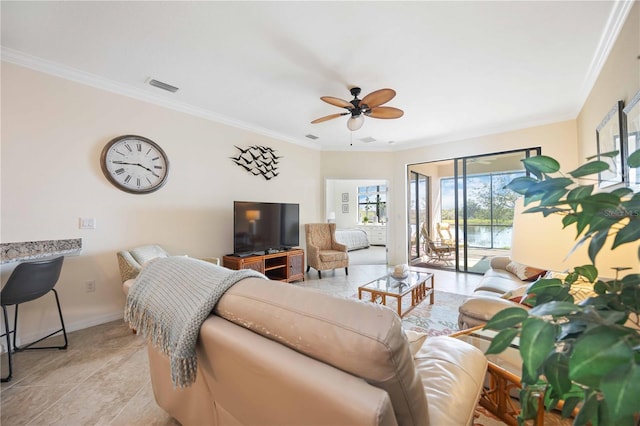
[[623, 90, 640, 187], [596, 100, 625, 188]]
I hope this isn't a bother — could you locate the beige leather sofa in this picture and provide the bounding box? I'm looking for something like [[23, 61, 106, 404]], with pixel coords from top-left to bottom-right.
[[458, 256, 537, 329], [457, 256, 600, 329], [124, 276, 487, 426]]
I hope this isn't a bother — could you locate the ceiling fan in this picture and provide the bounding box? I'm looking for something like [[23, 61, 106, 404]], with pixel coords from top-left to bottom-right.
[[311, 87, 404, 131]]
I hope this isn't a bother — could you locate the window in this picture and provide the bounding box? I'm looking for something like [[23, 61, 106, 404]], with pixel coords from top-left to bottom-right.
[[358, 185, 387, 223], [440, 171, 524, 249]]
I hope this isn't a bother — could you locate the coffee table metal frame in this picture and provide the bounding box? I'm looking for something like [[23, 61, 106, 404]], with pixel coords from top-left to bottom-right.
[[357, 268, 434, 317]]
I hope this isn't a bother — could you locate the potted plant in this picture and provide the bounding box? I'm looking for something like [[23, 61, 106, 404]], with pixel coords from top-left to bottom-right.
[[484, 149, 640, 425]]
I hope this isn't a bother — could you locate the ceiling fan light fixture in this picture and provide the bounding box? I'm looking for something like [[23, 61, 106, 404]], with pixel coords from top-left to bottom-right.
[[347, 114, 364, 131]]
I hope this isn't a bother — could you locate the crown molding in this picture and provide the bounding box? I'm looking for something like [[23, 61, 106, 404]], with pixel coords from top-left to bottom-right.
[[0, 47, 320, 152], [576, 0, 635, 114]]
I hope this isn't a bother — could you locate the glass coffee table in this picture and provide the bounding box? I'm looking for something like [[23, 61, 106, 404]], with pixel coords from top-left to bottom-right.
[[358, 268, 434, 317]]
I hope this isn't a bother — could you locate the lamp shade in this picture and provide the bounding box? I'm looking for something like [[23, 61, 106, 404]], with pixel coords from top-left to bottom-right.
[[347, 114, 364, 131], [327, 211, 336, 221], [245, 210, 261, 221], [510, 198, 639, 278]]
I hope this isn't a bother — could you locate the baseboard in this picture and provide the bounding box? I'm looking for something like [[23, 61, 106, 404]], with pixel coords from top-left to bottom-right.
[[1, 311, 124, 354]]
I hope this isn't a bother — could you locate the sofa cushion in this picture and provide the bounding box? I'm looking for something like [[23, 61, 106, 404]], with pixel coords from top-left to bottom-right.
[[474, 276, 525, 295], [215, 277, 428, 426], [319, 249, 348, 262], [505, 261, 546, 281]]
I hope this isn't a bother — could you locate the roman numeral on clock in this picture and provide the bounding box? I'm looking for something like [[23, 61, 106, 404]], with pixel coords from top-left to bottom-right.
[[124, 175, 132, 184]]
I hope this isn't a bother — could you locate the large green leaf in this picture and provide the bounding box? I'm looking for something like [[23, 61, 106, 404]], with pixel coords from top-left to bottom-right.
[[544, 352, 572, 395], [620, 284, 640, 313], [627, 148, 640, 168], [520, 318, 556, 379], [522, 156, 560, 179], [588, 231, 609, 264], [527, 278, 563, 293], [561, 396, 581, 418], [574, 265, 599, 282], [612, 220, 640, 249], [529, 301, 582, 317], [540, 188, 569, 206], [485, 328, 519, 355], [504, 176, 537, 195], [569, 327, 634, 388], [611, 187, 634, 198], [601, 362, 640, 421], [567, 185, 594, 202], [569, 161, 610, 178], [484, 306, 529, 330], [574, 389, 599, 425]]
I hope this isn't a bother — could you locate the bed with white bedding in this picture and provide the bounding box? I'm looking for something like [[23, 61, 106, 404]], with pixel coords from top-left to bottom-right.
[[335, 228, 370, 251]]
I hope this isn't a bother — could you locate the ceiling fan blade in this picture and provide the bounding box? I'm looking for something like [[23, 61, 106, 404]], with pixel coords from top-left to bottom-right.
[[320, 96, 354, 109], [311, 112, 349, 124], [366, 107, 404, 119], [360, 88, 396, 108]]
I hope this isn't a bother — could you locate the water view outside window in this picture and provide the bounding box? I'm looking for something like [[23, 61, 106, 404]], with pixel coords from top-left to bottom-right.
[[440, 171, 524, 249], [358, 185, 387, 223]]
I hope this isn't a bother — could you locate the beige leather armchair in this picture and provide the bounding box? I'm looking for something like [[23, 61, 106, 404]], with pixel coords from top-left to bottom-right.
[[117, 244, 220, 282], [304, 223, 348, 279]]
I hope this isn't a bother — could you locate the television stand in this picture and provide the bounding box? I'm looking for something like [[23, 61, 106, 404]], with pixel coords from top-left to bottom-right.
[[223, 248, 304, 283]]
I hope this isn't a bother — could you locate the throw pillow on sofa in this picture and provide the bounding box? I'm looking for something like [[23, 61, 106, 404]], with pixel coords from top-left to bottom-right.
[[500, 284, 535, 306], [505, 261, 546, 281]]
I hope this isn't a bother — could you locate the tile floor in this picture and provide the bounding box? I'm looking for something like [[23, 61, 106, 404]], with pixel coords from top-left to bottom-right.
[[0, 264, 482, 425]]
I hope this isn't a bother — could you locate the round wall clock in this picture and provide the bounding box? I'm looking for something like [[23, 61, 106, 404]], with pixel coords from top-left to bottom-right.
[[100, 135, 169, 194]]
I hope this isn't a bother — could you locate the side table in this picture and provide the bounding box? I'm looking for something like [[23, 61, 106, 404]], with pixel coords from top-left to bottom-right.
[[450, 326, 545, 426]]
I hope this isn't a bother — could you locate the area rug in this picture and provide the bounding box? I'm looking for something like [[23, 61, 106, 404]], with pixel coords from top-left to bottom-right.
[[352, 290, 468, 336], [402, 290, 467, 336]]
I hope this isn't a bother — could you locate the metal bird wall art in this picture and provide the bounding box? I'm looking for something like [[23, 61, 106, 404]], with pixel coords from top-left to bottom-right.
[[230, 145, 282, 180]]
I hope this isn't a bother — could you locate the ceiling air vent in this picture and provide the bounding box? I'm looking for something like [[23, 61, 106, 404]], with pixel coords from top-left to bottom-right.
[[305, 134, 319, 140], [148, 78, 179, 93], [360, 137, 376, 143]]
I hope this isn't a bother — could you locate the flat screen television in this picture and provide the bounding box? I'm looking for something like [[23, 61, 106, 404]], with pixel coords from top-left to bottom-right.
[[233, 201, 300, 255]]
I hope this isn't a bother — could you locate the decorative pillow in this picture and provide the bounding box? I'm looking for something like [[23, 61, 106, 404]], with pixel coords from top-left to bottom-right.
[[501, 284, 529, 303], [506, 261, 546, 281], [403, 329, 428, 357]]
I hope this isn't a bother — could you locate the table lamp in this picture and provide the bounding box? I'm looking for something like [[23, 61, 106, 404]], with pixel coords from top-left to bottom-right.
[[510, 198, 639, 278]]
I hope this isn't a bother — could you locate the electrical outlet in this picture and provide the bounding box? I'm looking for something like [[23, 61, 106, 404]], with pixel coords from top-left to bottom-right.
[[85, 280, 96, 293]]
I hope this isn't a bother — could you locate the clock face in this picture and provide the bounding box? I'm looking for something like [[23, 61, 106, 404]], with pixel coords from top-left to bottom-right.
[[100, 135, 169, 194]]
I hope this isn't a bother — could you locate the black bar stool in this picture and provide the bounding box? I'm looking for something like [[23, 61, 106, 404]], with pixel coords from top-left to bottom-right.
[[1, 256, 68, 382]]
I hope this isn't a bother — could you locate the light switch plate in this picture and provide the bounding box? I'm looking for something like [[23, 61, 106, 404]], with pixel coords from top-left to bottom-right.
[[79, 217, 96, 229]]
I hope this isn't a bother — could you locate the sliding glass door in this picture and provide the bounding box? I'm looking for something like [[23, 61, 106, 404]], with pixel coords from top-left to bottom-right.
[[408, 171, 429, 261], [408, 148, 540, 273]]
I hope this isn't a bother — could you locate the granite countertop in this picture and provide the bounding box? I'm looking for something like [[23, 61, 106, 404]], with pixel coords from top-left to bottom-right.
[[1, 239, 82, 264]]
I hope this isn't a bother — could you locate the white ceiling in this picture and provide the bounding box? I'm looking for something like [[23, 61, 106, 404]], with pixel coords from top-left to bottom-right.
[[1, 1, 633, 151]]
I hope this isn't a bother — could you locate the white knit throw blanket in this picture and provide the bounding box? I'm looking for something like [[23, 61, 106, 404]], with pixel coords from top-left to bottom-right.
[[124, 256, 266, 388]]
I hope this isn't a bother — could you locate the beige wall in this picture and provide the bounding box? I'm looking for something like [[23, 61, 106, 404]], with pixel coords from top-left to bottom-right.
[[2, 3, 638, 340], [577, 2, 639, 160], [1, 62, 322, 343]]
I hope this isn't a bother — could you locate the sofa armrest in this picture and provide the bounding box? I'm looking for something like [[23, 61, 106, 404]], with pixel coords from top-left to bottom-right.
[[414, 336, 487, 426], [117, 251, 142, 282], [489, 256, 511, 271], [458, 296, 528, 326], [332, 241, 348, 252]]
